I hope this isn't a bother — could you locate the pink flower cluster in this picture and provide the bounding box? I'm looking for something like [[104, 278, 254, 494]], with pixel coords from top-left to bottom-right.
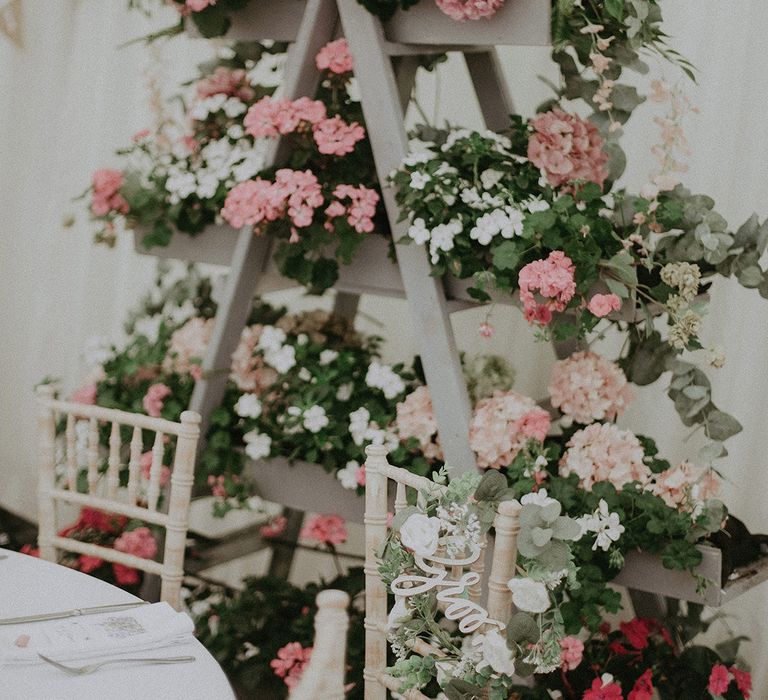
[[649, 462, 720, 510], [221, 169, 323, 232], [469, 390, 551, 469], [559, 636, 584, 671], [559, 422, 649, 491], [229, 324, 277, 392], [91, 168, 129, 217], [707, 664, 751, 697], [140, 451, 171, 487], [325, 185, 379, 233], [315, 38, 353, 74], [395, 386, 443, 460], [244, 96, 365, 156], [163, 317, 214, 380], [587, 292, 622, 318], [435, 0, 505, 21], [142, 383, 172, 418], [260, 515, 288, 539], [114, 526, 158, 560], [270, 642, 313, 689], [527, 108, 608, 190], [300, 513, 348, 546], [195, 66, 254, 102], [185, 0, 215, 12], [518, 251, 576, 325], [548, 351, 633, 424], [72, 383, 97, 405], [583, 676, 623, 700]]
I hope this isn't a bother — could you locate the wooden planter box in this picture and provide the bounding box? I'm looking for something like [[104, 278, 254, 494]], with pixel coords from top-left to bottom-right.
[[613, 545, 768, 607], [220, 0, 550, 47]]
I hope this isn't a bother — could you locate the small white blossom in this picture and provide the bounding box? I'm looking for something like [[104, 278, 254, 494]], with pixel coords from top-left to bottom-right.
[[319, 349, 339, 366], [348, 407, 371, 445], [409, 171, 431, 190], [336, 460, 361, 490], [234, 393, 262, 418], [526, 198, 550, 213], [520, 489, 558, 508], [264, 344, 296, 374], [336, 382, 353, 402], [480, 168, 505, 190], [407, 217, 431, 245], [222, 97, 247, 118], [365, 361, 406, 399], [429, 219, 462, 264], [298, 367, 312, 382], [302, 405, 329, 433], [243, 430, 271, 460], [257, 325, 287, 352], [578, 499, 625, 551]]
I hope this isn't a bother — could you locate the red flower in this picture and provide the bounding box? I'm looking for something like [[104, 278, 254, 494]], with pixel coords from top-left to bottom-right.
[[730, 666, 752, 698], [20, 544, 39, 557], [113, 563, 140, 586], [583, 676, 624, 700], [608, 640, 632, 656], [78, 555, 104, 573], [628, 669, 654, 700], [708, 664, 731, 695], [620, 618, 651, 650], [76, 508, 127, 534]]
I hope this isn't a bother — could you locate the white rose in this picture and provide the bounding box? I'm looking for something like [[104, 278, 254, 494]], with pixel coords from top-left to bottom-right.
[[399, 513, 442, 557], [476, 629, 516, 676], [234, 393, 262, 419], [507, 577, 550, 613]]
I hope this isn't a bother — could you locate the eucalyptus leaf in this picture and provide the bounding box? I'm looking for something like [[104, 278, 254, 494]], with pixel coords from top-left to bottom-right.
[[531, 526, 554, 548], [475, 469, 507, 502], [392, 506, 420, 532], [550, 516, 582, 541], [705, 410, 742, 441]]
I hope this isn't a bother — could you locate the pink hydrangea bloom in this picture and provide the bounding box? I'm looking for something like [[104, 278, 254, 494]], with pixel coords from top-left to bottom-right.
[[469, 390, 551, 469], [588, 293, 622, 318], [91, 168, 129, 217], [244, 96, 326, 139], [140, 451, 171, 487], [649, 462, 720, 509], [164, 317, 214, 378], [560, 636, 584, 670], [312, 115, 366, 156], [195, 66, 254, 101], [435, 0, 505, 21], [142, 383, 172, 418], [548, 351, 633, 424], [260, 515, 288, 539], [114, 527, 158, 560], [560, 422, 650, 491], [518, 251, 577, 325], [326, 184, 379, 233], [270, 642, 313, 689], [527, 108, 608, 190], [71, 383, 97, 405], [315, 38, 353, 74], [708, 664, 731, 695], [301, 514, 348, 545], [396, 386, 443, 461]]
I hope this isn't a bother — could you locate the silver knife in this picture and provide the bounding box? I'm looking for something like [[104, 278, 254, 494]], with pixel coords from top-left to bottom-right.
[[0, 601, 149, 625]]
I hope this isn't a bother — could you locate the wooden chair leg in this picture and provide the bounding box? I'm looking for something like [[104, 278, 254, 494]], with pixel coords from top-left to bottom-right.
[[267, 507, 304, 579]]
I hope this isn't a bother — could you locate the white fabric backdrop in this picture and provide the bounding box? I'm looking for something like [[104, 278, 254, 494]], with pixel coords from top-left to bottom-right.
[[1, 0, 766, 684]]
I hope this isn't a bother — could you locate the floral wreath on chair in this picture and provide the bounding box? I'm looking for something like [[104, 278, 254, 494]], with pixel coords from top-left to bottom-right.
[[378, 468, 583, 698]]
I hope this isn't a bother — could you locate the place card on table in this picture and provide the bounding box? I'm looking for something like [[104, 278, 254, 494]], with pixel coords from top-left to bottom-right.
[[0, 602, 194, 665]]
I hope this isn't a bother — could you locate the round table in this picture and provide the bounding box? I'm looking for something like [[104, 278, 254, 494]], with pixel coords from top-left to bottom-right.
[[0, 548, 235, 700]]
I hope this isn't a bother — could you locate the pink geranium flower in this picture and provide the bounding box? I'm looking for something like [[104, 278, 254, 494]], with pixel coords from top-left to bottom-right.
[[260, 515, 288, 539], [518, 251, 576, 325], [587, 293, 622, 318], [559, 636, 584, 670], [396, 386, 443, 461], [270, 642, 313, 689], [195, 66, 254, 101], [301, 514, 348, 546], [140, 451, 171, 487], [312, 116, 366, 156], [326, 184, 379, 233], [435, 0, 505, 21], [527, 108, 608, 190], [142, 383, 172, 418], [708, 664, 731, 695], [244, 96, 326, 139], [114, 527, 158, 560], [71, 383, 97, 405], [315, 38, 353, 74], [91, 168, 129, 217]]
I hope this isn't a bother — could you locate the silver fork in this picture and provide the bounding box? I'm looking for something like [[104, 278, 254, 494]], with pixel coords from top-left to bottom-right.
[[38, 653, 196, 675]]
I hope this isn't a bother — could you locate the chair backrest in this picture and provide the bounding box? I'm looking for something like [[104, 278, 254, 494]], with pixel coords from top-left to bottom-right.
[[35, 385, 201, 610], [290, 589, 350, 700], [362, 444, 520, 699]]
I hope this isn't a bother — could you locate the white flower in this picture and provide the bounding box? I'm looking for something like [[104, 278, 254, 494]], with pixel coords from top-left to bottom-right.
[[399, 513, 442, 557], [409, 171, 431, 190], [480, 168, 505, 190], [403, 150, 433, 167], [83, 335, 112, 367], [337, 460, 361, 490], [507, 577, 550, 613], [526, 198, 550, 213], [232, 150, 265, 182], [296, 333, 309, 346], [302, 405, 329, 433], [579, 499, 625, 551], [336, 382, 353, 402], [365, 361, 406, 399], [257, 325, 287, 352], [234, 393, 262, 418], [298, 367, 312, 382], [165, 169, 197, 199], [223, 97, 247, 118], [346, 76, 361, 102], [428, 219, 462, 264], [264, 345, 296, 374], [243, 430, 271, 460], [195, 170, 220, 199], [520, 489, 558, 508], [349, 407, 371, 445], [247, 51, 285, 88], [387, 596, 410, 632], [319, 349, 339, 366], [475, 630, 516, 676], [407, 217, 431, 245], [227, 124, 245, 140]]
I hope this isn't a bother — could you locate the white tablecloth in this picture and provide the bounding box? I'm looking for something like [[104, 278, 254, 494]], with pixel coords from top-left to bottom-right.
[[0, 549, 235, 700]]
